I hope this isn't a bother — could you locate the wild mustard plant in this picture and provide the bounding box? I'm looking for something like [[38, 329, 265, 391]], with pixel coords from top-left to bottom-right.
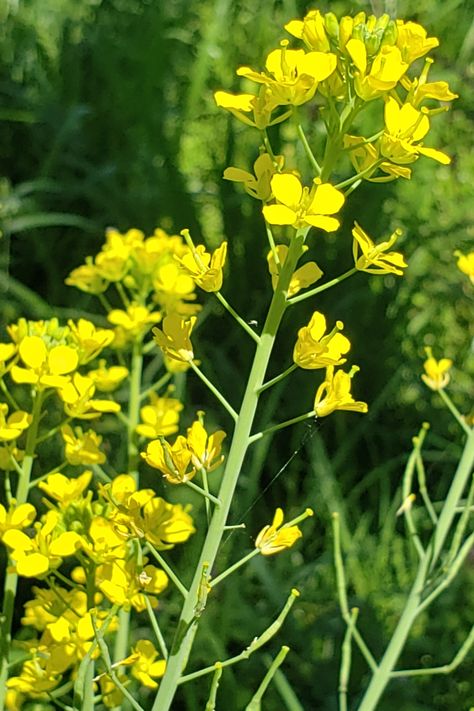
[[0, 7, 468, 711]]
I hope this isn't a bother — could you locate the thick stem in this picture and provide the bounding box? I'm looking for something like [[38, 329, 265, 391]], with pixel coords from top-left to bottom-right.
[[151, 232, 307, 711]]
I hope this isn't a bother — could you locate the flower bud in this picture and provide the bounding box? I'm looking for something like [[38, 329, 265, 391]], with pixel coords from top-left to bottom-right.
[[381, 20, 398, 47], [324, 12, 339, 40]]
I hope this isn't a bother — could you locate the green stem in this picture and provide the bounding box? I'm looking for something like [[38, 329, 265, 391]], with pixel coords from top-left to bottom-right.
[[150, 232, 307, 711], [245, 645, 290, 711], [210, 549, 259, 588], [140, 371, 172, 401], [296, 121, 321, 175], [438, 389, 472, 436], [248, 410, 315, 445], [146, 544, 188, 598], [215, 291, 260, 344], [258, 364, 297, 394], [189, 361, 238, 421], [0, 389, 44, 711], [288, 269, 357, 306], [185, 479, 221, 506], [339, 608, 358, 711], [204, 664, 223, 711]]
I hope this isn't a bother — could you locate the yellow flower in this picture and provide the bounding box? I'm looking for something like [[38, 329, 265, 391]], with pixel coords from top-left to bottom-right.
[[95, 557, 168, 611], [381, 97, 451, 166], [0, 342, 16, 377], [314, 366, 368, 417], [65, 260, 109, 294], [130, 640, 166, 689], [455, 250, 474, 284], [421, 349, 452, 391], [3, 510, 83, 577], [294, 312, 350, 369], [223, 153, 284, 202], [61, 425, 105, 466], [108, 304, 161, 340], [186, 415, 226, 473], [347, 41, 408, 101], [142, 436, 195, 484], [136, 393, 183, 439], [344, 134, 412, 182], [214, 86, 286, 130], [267, 245, 323, 297], [400, 59, 458, 109], [0, 501, 36, 539], [6, 657, 60, 697], [0, 445, 23, 471], [59, 372, 121, 419], [152, 313, 196, 363], [0, 404, 31, 441], [39, 471, 93, 507], [11, 335, 78, 389], [87, 360, 129, 392], [284, 10, 331, 52], [396, 20, 439, 64], [141, 497, 195, 550], [352, 222, 407, 275], [177, 233, 227, 292], [152, 260, 198, 316], [67, 319, 115, 364], [237, 40, 337, 107], [263, 174, 345, 232], [255, 508, 303, 556]]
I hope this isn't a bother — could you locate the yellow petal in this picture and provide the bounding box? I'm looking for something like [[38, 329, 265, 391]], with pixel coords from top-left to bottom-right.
[[271, 173, 302, 207], [19, 336, 47, 370], [263, 204, 297, 226]]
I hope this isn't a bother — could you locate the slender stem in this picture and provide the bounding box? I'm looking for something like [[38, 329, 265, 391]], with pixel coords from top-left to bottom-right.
[[144, 596, 169, 660], [438, 389, 472, 436], [140, 371, 172, 402], [248, 410, 315, 445], [210, 549, 259, 588], [390, 624, 474, 678], [258, 364, 297, 394], [402, 428, 427, 560], [215, 291, 260, 344], [288, 269, 357, 306], [0, 389, 44, 711], [204, 664, 223, 711], [334, 159, 384, 190], [151, 232, 307, 711], [189, 361, 238, 421], [415, 450, 437, 525], [245, 646, 290, 711], [185, 479, 221, 506], [296, 121, 321, 175], [339, 608, 358, 711], [265, 222, 280, 267], [146, 544, 188, 598], [200, 468, 211, 525]]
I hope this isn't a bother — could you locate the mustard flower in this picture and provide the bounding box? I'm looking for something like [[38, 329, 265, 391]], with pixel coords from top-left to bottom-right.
[[214, 86, 287, 129], [67, 318, 115, 364], [223, 153, 284, 202], [107, 304, 161, 341], [0, 342, 16, 376], [136, 393, 183, 439], [0, 404, 31, 441], [455, 250, 474, 284], [396, 20, 439, 64], [0, 445, 23, 471], [87, 359, 129, 392], [314, 365, 368, 417], [267, 245, 323, 297], [61, 425, 106, 465], [294, 312, 351, 370], [263, 174, 345, 232], [141, 496, 195, 550], [421, 349, 453, 391], [186, 415, 226, 473], [99, 674, 126, 709], [153, 313, 196, 363], [237, 40, 337, 107], [152, 260, 198, 317], [0, 501, 36, 538], [3, 510, 83, 577], [347, 41, 408, 101], [255, 508, 303, 556], [59, 372, 121, 419], [130, 640, 166, 689], [96, 557, 168, 610], [381, 97, 451, 166], [352, 222, 407, 275], [6, 656, 60, 697], [65, 259, 109, 294], [400, 59, 458, 109], [344, 134, 412, 182], [142, 435, 196, 484], [284, 10, 331, 53], [11, 335, 78, 389], [177, 233, 228, 292]]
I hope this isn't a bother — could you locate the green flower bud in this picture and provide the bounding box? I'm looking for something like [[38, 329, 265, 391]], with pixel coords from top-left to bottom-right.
[[381, 19, 398, 47], [324, 12, 339, 40]]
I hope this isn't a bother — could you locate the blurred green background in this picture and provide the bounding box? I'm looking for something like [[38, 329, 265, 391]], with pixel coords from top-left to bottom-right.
[[1, 0, 473, 709]]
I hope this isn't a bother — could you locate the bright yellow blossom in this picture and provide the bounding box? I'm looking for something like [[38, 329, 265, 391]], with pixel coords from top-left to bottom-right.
[[267, 245, 323, 297], [223, 153, 284, 202], [237, 40, 336, 107], [186, 415, 226, 473], [263, 174, 345, 232], [87, 360, 129, 392], [61, 425, 105, 465], [142, 435, 195, 484], [314, 366, 368, 417], [59, 372, 121, 419], [96, 557, 168, 610], [396, 20, 439, 64], [348, 41, 408, 101], [294, 312, 351, 369], [0, 404, 31, 441], [0, 342, 16, 376], [344, 134, 412, 182], [65, 259, 109, 294], [0, 501, 36, 538], [421, 349, 453, 391], [152, 260, 198, 317], [381, 97, 451, 166], [6, 656, 60, 697], [130, 640, 166, 689], [255, 508, 303, 556], [352, 222, 407, 275], [153, 313, 196, 363], [455, 250, 474, 284], [108, 304, 161, 341], [214, 86, 286, 130], [11, 336, 78, 389], [136, 393, 183, 439], [67, 319, 115, 363], [177, 234, 227, 292], [284, 10, 331, 52]]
